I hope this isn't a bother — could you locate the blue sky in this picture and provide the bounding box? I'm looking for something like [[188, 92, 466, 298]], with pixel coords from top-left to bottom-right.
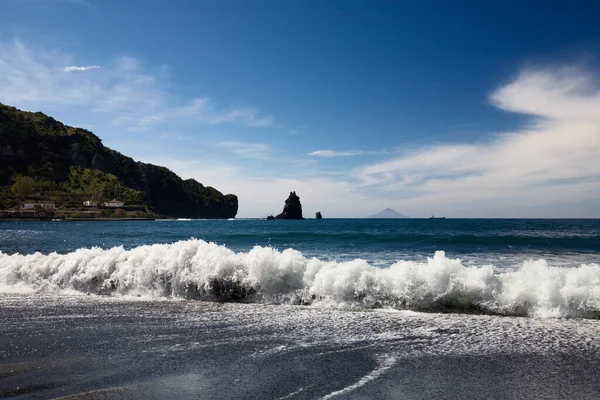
[[1, 0, 600, 217]]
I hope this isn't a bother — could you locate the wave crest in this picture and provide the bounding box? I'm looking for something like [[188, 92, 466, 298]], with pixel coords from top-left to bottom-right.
[[1, 239, 599, 318]]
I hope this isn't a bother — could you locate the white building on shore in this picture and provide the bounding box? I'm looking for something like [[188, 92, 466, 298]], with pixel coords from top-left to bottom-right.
[[103, 200, 125, 207], [21, 203, 56, 210]]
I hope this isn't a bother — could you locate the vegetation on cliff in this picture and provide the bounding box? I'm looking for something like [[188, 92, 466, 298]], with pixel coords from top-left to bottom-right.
[[0, 103, 238, 218]]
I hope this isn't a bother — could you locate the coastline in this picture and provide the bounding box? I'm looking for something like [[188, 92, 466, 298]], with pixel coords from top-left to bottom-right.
[[0, 216, 156, 222]]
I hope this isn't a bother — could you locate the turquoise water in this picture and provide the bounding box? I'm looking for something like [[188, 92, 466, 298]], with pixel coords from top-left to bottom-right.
[[2, 219, 600, 398], [1, 218, 598, 267], [1, 218, 599, 317]]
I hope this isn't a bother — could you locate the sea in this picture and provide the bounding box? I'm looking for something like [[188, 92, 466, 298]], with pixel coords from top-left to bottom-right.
[[1, 218, 599, 399]]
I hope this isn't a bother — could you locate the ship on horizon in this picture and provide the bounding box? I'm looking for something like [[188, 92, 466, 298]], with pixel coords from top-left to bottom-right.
[[429, 214, 446, 219]]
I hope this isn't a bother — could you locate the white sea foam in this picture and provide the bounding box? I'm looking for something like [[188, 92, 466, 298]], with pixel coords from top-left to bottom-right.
[[1, 239, 599, 318]]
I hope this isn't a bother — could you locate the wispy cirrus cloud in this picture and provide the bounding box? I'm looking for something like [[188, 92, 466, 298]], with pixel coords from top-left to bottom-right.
[[142, 156, 383, 218], [1, 37, 598, 217], [208, 108, 273, 127], [164, 97, 273, 129], [217, 141, 272, 160], [132, 65, 600, 218], [17, 0, 97, 10], [309, 150, 364, 157], [352, 65, 600, 216], [67, 0, 94, 8], [0, 40, 273, 133], [64, 65, 101, 72], [128, 64, 600, 218]]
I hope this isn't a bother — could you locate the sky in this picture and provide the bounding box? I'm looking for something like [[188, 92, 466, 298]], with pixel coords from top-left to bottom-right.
[[1, 0, 600, 218]]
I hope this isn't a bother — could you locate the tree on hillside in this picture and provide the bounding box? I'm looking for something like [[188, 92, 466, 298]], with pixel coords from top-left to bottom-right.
[[0, 191, 7, 209], [11, 176, 36, 201], [91, 189, 104, 203]]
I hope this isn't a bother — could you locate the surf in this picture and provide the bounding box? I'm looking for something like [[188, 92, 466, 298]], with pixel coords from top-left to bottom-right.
[[1, 238, 599, 319]]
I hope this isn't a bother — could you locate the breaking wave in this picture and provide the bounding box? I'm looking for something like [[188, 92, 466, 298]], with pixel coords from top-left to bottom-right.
[[1, 239, 599, 319]]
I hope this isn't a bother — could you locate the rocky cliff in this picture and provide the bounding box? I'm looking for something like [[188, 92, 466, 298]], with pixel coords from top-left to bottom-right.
[[274, 191, 303, 219], [0, 103, 238, 218]]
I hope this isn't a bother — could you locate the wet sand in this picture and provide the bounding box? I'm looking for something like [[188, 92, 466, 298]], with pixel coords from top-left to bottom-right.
[[1, 294, 599, 399]]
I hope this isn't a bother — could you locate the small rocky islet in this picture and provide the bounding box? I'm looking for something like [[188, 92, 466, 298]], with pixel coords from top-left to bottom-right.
[[267, 191, 321, 220]]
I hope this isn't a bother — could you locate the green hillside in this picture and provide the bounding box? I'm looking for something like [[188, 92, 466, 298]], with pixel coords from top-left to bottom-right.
[[0, 103, 238, 218]]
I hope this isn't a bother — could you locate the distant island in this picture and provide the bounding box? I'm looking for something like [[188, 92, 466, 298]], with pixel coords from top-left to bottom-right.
[[368, 208, 409, 218], [0, 103, 238, 219]]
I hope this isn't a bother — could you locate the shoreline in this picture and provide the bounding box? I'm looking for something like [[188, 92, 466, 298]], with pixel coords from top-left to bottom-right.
[[0, 217, 248, 221], [0, 217, 157, 222]]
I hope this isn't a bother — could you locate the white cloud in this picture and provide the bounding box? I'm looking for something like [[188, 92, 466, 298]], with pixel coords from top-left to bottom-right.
[[64, 65, 101, 72], [0, 40, 273, 132], [134, 66, 600, 218], [490, 66, 600, 121], [171, 98, 273, 128], [353, 66, 600, 216], [63, 0, 94, 8], [15, 0, 97, 11], [1, 38, 598, 217], [143, 157, 389, 218], [208, 108, 273, 127], [217, 141, 272, 159], [309, 150, 364, 157]]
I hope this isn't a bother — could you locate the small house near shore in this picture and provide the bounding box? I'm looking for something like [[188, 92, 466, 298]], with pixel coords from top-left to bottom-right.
[[21, 203, 56, 210], [103, 200, 125, 207], [83, 200, 99, 207]]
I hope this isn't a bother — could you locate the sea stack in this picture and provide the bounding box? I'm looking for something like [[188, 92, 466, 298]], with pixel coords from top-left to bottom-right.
[[274, 191, 304, 219], [316, 211, 322, 219]]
